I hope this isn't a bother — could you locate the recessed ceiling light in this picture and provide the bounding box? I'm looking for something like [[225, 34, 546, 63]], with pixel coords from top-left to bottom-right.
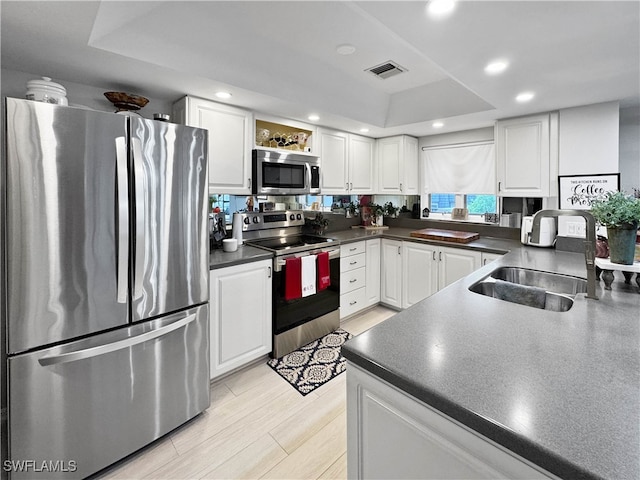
[[516, 92, 535, 103], [336, 44, 356, 55], [308, 114, 320, 121], [359, 128, 370, 133], [215, 91, 232, 99], [427, 0, 456, 17], [484, 61, 508, 75], [432, 122, 444, 128]]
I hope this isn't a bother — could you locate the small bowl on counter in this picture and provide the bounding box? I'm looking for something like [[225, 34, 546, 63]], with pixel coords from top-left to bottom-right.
[[222, 238, 238, 253]]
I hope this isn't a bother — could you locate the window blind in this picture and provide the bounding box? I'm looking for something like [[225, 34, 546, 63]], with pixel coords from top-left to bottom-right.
[[422, 142, 496, 194]]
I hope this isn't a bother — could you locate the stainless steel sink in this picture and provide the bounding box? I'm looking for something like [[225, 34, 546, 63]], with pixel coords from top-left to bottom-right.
[[469, 267, 587, 312], [490, 267, 588, 296]]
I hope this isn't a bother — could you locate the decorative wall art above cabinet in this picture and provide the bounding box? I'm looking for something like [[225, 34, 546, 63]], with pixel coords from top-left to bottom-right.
[[255, 118, 315, 154]]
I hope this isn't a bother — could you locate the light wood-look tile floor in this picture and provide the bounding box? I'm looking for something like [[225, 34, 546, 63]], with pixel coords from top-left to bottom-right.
[[96, 306, 396, 480]]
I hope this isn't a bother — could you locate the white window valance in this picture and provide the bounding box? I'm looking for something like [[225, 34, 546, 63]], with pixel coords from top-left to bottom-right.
[[422, 142, 496, 194]]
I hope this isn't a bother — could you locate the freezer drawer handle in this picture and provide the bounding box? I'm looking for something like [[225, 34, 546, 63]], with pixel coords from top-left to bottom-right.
[[132, 137, 145, 299], [115, 137, 129, 304], [37, 313, 198, 366]]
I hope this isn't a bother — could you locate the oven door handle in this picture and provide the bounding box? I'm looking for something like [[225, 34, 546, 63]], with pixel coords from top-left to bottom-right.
[[274, 248, 340, 272]]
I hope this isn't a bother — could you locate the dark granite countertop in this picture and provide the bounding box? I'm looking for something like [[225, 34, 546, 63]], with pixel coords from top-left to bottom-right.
[[342, 244, 640, 480], [329, 226, 520, 255], [209, 244, 273, 270]]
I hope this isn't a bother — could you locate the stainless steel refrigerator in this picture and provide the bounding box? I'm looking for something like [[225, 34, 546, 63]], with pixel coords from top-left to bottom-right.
[[2, 97, 210, 479]]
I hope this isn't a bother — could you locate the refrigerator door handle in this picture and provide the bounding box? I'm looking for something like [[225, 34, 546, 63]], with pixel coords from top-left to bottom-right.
[[37, 313, 197, 366], [115, 136, 129, 304], [132, 137, 145, 299]]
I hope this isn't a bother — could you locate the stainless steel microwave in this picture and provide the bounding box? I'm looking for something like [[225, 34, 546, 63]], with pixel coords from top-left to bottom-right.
[[252, 149, 321, 195]]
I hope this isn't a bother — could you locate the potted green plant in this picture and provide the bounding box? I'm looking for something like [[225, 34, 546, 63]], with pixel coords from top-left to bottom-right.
[[306, 212, 329, 235], [368, 203, 384, 227], [383, 202, 399, 218], [590, 191, 640, 264], [346, 201, 359, 218]]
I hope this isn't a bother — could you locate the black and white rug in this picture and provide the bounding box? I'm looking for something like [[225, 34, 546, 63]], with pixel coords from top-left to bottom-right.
[[267, 329, 353, 396]]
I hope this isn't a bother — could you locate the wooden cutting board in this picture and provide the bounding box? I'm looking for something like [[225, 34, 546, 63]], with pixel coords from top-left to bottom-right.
[[410, 228, 479, 243]]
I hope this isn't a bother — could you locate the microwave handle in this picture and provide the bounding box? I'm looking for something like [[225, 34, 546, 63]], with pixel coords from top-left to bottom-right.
[[306, 163, 312, 191]]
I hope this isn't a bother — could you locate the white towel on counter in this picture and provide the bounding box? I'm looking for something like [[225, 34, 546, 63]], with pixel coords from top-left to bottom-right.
[[301, 254, 317, 297]]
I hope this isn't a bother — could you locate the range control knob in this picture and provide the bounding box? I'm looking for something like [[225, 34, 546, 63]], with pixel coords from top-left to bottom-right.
[[243, 217, 250, 225], [290, 214, 295, 221], [253, 216, 260, 224], [296, 214, 302, 220]]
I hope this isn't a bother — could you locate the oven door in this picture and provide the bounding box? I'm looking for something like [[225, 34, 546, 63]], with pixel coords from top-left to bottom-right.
[[273, 248, 340, 336]]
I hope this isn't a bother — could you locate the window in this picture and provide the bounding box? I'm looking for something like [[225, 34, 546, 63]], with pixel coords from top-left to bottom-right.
[[430, 194, 456, 213], [429, 193, 497, 217], [467, 194, 497, 215]]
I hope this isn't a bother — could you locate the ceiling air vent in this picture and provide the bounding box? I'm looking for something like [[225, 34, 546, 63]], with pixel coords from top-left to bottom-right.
[[366, 61, 407, 80]]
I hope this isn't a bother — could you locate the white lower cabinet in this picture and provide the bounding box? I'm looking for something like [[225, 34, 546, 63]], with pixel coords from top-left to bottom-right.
[[364, 239, 381, 307], [340, 240, 381, 319], [382, 240, 481, 309], [438, 246, 481, 290], [347, 362, 558, 480], [481, 252, 504, 266], [380, 239, 403, 309], [209, 260, 272, 380], [402, 242, 439, 308]]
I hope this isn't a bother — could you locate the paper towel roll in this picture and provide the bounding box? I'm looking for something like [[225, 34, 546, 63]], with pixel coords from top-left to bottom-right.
[[232, 213, 243, 245]]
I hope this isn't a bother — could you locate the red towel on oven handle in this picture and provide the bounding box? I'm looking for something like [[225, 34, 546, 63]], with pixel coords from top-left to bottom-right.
[[317, 251, 330, 291], [284, 256, 302, 300]]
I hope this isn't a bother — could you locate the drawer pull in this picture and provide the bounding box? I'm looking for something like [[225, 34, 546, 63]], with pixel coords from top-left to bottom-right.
[[350, 247, 357, 251], [349, 279, 357, 283], [350, 300, 358, 306], [350, 261, 358, 265]]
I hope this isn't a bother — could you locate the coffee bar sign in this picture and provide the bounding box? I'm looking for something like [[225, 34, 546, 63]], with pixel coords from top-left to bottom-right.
[[558, 173, 620, 210]]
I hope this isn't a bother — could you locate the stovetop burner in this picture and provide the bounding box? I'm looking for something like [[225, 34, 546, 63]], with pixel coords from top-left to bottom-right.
[[247, 234, 335, 254], [235, 210, 339, 256]]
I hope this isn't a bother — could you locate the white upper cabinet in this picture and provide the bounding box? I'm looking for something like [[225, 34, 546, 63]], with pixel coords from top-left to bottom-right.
[[377, 135, 419, 195], [318, 128, 349, 193], [349, 134, 376, 194], [173, 96, 252, 194], [318, 128, 375, 194], [495, 112, 558, 197]]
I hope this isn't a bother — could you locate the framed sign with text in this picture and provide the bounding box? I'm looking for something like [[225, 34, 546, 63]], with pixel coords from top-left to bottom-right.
[[558, 173, 620, 210]]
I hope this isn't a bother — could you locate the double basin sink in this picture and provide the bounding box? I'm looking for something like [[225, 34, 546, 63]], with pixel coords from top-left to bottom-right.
[[469, 266, 587, 312]]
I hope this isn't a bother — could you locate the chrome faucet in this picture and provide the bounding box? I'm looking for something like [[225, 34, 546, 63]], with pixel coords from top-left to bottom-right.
[[531, 209, 598, 300]]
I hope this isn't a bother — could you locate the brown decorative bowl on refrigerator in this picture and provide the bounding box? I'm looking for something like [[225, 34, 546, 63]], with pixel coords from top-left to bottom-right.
[[104, 91, 149, 112]]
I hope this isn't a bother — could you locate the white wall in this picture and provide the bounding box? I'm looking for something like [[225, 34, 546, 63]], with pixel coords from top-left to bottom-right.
[[557, 101, 620, 236], [558, 101, 619, 176], [619, 105, 640, 194], [1, 68, 173, 118]]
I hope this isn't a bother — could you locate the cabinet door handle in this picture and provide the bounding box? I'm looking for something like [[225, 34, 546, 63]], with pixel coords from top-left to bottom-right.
[[439, 252, 442, 261], [398, 246, 401, 255], [350, 182, 353, 190], [400, 183, 403, 191], [268, 266, 272, 278], [433, 251, 436, 261], [498, 181, 501, 192], [346, 182, 349, 191]]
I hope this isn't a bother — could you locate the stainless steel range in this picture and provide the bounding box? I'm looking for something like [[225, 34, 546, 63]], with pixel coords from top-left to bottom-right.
[[239, 211, 340, 357]]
